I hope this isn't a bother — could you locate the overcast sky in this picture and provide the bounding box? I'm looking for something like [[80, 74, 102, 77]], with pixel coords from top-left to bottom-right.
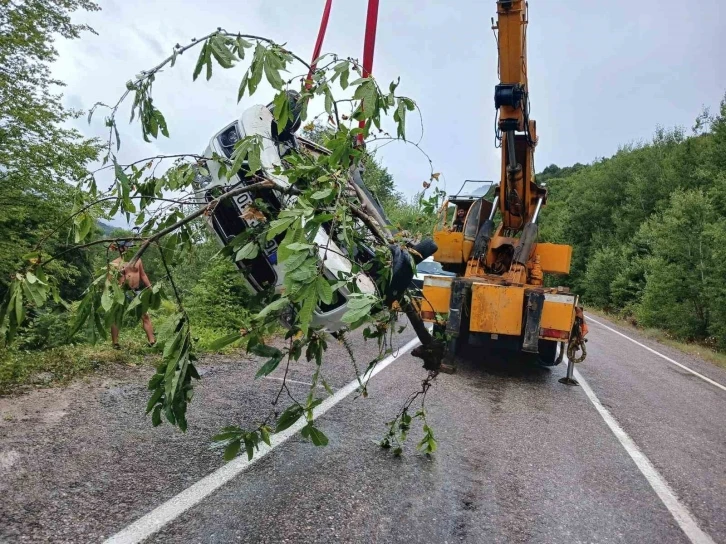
[[54, 0, 725, 204]]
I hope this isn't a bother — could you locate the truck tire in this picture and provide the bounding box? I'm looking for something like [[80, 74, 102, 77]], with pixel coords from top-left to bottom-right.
[[537, 339, 560, 366]]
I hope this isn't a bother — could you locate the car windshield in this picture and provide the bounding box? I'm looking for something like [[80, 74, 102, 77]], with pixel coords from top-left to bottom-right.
[[417, 261, 444, 274]]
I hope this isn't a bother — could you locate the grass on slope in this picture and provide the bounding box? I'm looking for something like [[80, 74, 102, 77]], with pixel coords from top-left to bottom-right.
[[585, 307, 726, 371]]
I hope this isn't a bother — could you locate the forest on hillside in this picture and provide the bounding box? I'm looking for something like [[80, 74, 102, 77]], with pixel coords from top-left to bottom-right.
[[538, 96, 726, 350], [3, 0, 726, 398]]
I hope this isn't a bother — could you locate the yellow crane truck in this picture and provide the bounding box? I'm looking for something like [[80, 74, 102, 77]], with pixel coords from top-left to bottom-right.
[[411, 0, 588, 383]]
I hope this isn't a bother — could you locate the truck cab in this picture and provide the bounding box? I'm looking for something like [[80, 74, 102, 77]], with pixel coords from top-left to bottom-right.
[[432, 180, 496, 272]]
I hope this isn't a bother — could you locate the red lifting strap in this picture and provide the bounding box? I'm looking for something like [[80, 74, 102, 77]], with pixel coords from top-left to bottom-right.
[[361, 0, 379, 79], [306, 0, 333, 89], [306, 0, 380, 143], [359, 0, 380, 140]]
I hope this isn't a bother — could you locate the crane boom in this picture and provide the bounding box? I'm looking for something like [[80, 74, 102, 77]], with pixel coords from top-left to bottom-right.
[[493, 0, 545, 232]]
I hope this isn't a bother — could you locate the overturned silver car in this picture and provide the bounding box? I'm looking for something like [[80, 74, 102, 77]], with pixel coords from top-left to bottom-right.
[[193, 94, 436, 333]]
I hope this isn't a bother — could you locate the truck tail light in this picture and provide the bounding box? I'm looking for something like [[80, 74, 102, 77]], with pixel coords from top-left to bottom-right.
[[539, 328, 569, 340]]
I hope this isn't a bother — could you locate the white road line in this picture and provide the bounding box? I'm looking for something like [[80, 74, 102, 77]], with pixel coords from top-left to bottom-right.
[[264, 376, 315, 387], [573, 365, 716, 544], [587, 316, 726, 392], [104, 337, 421, 544]]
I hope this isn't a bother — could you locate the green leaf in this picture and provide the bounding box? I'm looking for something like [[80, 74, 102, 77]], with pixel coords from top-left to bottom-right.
[[193, 42, 208, 81], [316, 277, 333, 305], [244, 435, 255, 460], [247, 142, 262, 173], [236, 37, 252, 59], [146, 388, 163, 413], [237, 71, 250, 103], [210, 37, 235, 68], [208, 332, 243, 351], [342, 307, 369, 324], [310, 188, 333, 200], [204, 40, 213, 80], [275, 404, 304, 432], [248, 44, 266, 94], [213, 430, 242, 442], [22, 252, 41, 263], [255, 296, 290, 320], [235, 242, 259, 261], [288, 263, 317, 284], [323, 85, 334, 115], [301, 423, 329, 446], [101, 282, 114, 312], [249, 342, 282, 359], [282, 251, 308, 272], [260, 426, 271, 446], [92, 311, 107, 342], [255, 352, 284, 378], [298, 286, 317, 335], [21, 281, 44, 308], [114, 160, 130, 187], [151, 405, 162, 426], [224, 439, 241, 461], [332, 62, 350, 90], [272, 91, 291, 130], [394, 100, 407, 140], [285, 242, 313, 251], [229, 139, 250, 176], [353, 79, 378, 118], [148, 373, 163, 390], [266, 217, 295, 240], [321, 378, 334, 395], [346, 294, 377, 309], [68, 293, 92, 338], [264, 60, 285, 90], [155, 110, 169, 137]]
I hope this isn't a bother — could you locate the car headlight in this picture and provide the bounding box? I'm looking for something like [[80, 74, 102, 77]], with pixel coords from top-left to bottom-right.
[[218, 124, 240, 158]]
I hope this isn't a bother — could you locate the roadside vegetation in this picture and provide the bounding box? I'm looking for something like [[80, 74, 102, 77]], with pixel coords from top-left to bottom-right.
[[539, 101, 726, 354]]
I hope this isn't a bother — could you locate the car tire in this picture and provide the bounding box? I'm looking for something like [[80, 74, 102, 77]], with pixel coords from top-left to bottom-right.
[[410, 238, 438, 263]]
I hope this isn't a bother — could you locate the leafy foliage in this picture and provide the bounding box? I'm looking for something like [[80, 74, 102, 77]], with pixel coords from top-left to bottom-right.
[[539, 95, 726, 349], [0, 0, 102, 304], [2, 28, 443, 459]]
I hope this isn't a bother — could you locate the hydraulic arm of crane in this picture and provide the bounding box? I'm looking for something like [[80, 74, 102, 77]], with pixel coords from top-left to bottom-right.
[[493, 0, 546, 232], [472, 0, 548, 286]]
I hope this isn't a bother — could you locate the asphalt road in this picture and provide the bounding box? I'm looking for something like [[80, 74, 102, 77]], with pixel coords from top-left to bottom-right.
[[1, 314, 724, 543]]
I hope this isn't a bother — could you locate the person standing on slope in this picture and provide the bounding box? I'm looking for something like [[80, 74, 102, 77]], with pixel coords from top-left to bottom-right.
[[109, 241, 156, 349]]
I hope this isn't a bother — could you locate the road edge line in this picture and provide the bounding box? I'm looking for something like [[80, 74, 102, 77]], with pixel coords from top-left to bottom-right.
[[573, 366, 716, 544], [587, 316, 726, 392], [104, 337, 421, 544]]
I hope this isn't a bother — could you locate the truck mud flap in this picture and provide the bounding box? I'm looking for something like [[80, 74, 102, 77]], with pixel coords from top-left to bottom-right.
[[522, 290, 545, 353], [446, 279, 470, 337]]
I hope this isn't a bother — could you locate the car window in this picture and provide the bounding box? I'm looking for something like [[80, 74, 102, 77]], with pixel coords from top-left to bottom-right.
[[417, 261, 443, 274]]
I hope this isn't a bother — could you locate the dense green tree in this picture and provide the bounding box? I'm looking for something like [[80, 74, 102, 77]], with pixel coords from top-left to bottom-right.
[[0, 0, 102, 296], [539, 93, 726, 349], [637, 189, 714, 339]]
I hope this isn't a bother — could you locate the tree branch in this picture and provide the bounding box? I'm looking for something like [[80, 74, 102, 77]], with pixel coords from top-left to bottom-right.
[[127, 178, 298, 267], [350, 204, 393, 245]]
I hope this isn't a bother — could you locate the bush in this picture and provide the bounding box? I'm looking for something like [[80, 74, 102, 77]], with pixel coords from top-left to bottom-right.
[[15, 308, 75, 350], [185, 257, 252, 332]]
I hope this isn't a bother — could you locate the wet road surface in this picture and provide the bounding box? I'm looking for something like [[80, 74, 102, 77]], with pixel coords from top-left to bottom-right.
[[1, 315, 724, 543]]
